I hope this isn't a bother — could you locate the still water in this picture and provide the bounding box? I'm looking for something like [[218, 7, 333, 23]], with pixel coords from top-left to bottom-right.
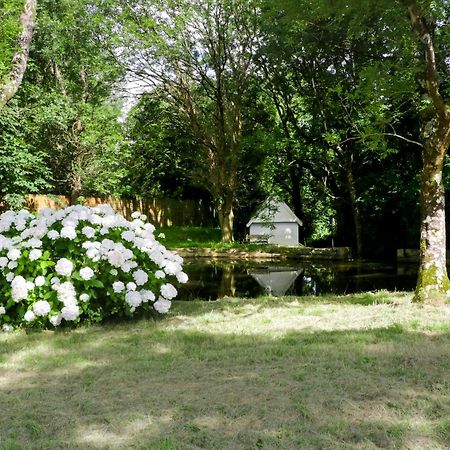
[[177, 260, 418, 300]]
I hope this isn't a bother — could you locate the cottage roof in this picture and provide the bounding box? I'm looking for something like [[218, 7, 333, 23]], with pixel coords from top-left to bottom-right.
[[246, 199, 303, 227]]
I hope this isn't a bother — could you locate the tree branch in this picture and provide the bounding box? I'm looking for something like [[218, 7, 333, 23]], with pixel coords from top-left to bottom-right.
[[402, 0, 448, 121]]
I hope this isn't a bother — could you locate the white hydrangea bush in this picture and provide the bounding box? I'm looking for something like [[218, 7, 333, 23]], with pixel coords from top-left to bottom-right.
[[0, 205, 188, 329]]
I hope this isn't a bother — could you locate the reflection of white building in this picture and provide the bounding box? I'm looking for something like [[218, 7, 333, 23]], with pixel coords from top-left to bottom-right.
[[246, 200, 302, 245], [249, 267, 303, 296]]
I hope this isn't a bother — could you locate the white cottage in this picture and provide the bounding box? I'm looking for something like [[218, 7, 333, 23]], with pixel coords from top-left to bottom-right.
[[246, 199, 302, 245]]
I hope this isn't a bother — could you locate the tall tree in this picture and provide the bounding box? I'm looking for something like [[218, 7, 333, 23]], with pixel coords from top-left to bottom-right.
[[258, 0, 404, 257], [106, 0, 261, 241], [0, 0, 36, 111], [401, 0, 450, 302]]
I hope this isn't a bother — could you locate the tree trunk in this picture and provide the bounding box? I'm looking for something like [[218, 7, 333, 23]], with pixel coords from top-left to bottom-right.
[[285, 145, 305, 241], [414, 142, 450, 302], [0, 0, 37, 111], [217, 198, 234, 242], [70, 173, 82, 205], [402, 0, 450, 302], [345, 163, 363, 258]]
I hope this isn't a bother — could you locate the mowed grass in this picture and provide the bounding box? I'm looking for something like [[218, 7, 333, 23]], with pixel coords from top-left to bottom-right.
[[0, 292, 449, 449], [155, 226, 284, 252]]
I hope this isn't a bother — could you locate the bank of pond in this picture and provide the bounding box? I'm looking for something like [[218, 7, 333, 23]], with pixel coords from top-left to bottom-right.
[[177, 259, 418, 300]]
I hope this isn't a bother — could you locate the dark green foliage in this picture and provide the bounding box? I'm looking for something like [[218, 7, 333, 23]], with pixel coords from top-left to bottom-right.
[[0, 101, 51, 198], [124, 93, 206, 199], [0, 0, 22, 80]]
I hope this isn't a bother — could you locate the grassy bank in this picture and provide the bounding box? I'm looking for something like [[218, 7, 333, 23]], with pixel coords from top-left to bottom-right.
[[156, 226, 281, 251], [1, 292, 449, 449]]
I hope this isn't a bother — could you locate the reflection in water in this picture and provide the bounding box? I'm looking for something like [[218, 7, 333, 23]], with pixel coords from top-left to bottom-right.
[[219, 265, 236, 297], [177, 260, 418, 301], [249, 267, 303, 296]]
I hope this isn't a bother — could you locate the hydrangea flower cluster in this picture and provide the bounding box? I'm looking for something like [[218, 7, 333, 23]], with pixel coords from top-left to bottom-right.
[[0, 205, 187, 329]]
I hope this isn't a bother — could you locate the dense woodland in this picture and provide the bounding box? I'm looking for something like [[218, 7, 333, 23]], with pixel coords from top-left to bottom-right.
[[2, 0, 450, 300]]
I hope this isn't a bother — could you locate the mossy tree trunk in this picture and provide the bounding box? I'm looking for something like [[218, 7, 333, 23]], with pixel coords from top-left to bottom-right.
[[403, 0, 450, 302], [415, 141, 450, 302]]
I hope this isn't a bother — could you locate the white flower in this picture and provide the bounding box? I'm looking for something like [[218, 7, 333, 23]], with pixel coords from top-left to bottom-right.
[[0, 257, 8, 268], [31, 227, 47, 239], [158, 232, 165, 239], [131, 211, 141, 219], [121, 262, 131, 273], [101, 239, 114, 251], [121, 230, 135, 242], [47, 230, 59, 240], [163, 261, 181, 276], [16, 221, 26, 231], [33, 300, 51, 317], [107, 249, 126, 268], [50, 276, 60, 286], [140, 214, 147, 221], [79, 293, 89, 302], [155, 270, 165, 279], [29, 249, 42, 261], [0, 306, 5, 315], [26, 281, 35, 290], [80, 267, 94, 281], [7, 248, 21, 261], [35, 276, 46, 287], [7, 261, 17, 270], [176, 272, 189, 283], [49, 314, 62, 327], [110, 269, 118, 276], [24, 310, 36, 322], [60, 226, 76, 240], [112, 281, 125, 293], [61, 304, 80, 321], [140, 290, 155, 303], [125, 291, 142, 307], [27, 238, 42, 248], [57, 281, 77, 306], [82, 226, 96, 238], [144, 223, 155, 232], [160, 283, 177, 300], [55, 258, 74, 276], [153, 297, 171, 314], [126, 282, 137, 291], [133, 269, 148, 286], [11, 275, 28, 301], [86, 247, 100, 260], [2, 324, 13, 332], [6, 272, 14, 282]]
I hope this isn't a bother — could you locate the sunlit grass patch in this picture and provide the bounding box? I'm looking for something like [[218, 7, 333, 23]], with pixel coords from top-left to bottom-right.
[[0, 293, 449, 449]]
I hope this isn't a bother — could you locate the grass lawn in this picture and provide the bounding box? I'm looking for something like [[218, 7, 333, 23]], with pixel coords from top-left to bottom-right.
[[155, 226, 283, 252], [1, 292, 449, 449]]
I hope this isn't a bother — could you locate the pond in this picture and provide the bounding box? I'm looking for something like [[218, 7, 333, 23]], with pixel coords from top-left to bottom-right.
[[177, 259, 418, 300]]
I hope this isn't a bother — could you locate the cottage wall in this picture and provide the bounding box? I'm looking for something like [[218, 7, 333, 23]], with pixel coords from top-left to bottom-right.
[[249, 222, 299, 245]]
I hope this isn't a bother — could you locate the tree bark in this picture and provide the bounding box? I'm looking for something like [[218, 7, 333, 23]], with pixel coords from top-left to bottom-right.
[[345, 164, 363, 259], [0, 0, 37, 111], [415, 142, 450, 302], [402, 0, 450, 302], [217, 196, 234, 242]]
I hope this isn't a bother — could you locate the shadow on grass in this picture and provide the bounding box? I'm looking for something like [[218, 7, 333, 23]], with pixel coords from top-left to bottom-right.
[[170, 291, 409, 318], [0, 318, 449, 449]]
